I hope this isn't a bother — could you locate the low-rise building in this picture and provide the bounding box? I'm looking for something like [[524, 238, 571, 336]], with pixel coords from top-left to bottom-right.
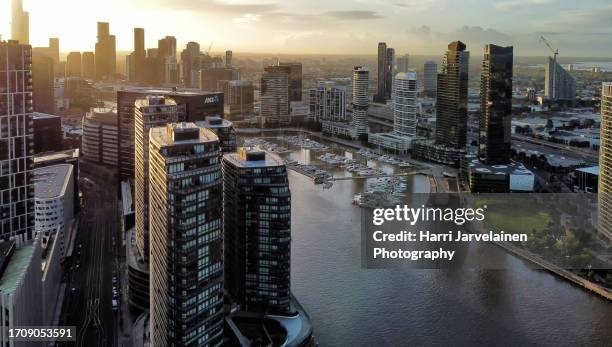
[[33, 164, 74, 257], [34, 149, 80, 213], [368, 132, 417, 154], [82, 107, 118, 167], [321, 121, 357, 140], [573, 166, 598, 193], [412, 139, 466, 167], [462, 155, 534, 193], [0, 240, 43, 346]]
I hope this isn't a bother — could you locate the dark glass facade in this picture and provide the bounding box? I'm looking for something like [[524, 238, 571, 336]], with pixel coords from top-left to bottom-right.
[[134, 96, 178, 263], [200, 67, 233, 92], [117, 89, 224, 182], [222, 148, 292, 315], [385, 48, 395, 100], [0, 40, 35, 243], [374, 42, 388, 103], [279, 62, 303, 102], [31, 55, 54, 114], [479, 44, 513, 165], [436, 41, 469, 149], [95, 22, 116, 80], [149, 123, 224, 346], [32, 113, 62, 154]]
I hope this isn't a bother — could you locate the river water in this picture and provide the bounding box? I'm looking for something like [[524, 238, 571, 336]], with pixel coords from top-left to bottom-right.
[[283, 146, 612, 346]]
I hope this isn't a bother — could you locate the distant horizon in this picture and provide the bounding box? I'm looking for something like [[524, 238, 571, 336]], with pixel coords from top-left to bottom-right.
[[53, 50, 612, 61], [4, 0, 612, 57]]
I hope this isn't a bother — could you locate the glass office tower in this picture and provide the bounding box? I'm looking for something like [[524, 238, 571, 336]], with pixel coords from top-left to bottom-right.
[[149, 123, 224, 346], [479, 44, 513, 165], [0, 40, 35, 243], [222, 148, 292, 314]]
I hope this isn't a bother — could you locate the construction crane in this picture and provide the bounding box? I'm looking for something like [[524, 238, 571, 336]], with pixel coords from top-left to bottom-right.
[[539, 35, 558, 61]]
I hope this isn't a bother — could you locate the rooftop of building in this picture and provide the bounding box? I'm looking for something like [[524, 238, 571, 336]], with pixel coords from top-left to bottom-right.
[[395, 71, 417, 80], [32, 112, 60, 120], [117, 87, 221, 96], [224, 147, 285, 168], [85, 108, 117, 126], [33, 148, 79, 164], [134, 95, 177, 108], [466, 156, 533, 176], [33, 164, 73, 199], [515, 148, 586, 167], [576, 166, 599, 175], [0, 241, 38, 295], [150, 122, 219, 147], [195, 115, 233, 129]]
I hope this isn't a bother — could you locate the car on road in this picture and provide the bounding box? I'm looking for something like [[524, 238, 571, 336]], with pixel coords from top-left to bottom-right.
[[112, 299, 119, 312], [82, 178, 95, 189]]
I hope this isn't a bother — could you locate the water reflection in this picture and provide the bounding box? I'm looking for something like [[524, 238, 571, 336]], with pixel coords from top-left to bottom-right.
[[283, 145, 612, 346]]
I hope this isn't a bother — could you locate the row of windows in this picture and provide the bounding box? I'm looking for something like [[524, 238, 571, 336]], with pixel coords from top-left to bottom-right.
[[258, 204, 290, 212], [198, 261, 222, 281], [181, 190, 209, 204], [184, 219, 222, 239]]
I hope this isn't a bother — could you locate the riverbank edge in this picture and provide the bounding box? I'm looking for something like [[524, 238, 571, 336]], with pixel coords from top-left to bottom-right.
[[493, 240, 612, 301], [239, 127, 611, 301]]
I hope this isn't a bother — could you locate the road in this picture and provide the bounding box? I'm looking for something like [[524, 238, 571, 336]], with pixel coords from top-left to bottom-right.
[[59, 171, 120, 347], [512, 134, 598, 164], [467, 127, 598, 165]]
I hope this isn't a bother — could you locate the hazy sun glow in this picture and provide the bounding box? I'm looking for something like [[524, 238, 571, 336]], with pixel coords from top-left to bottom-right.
[[2, 0, 612, 56]]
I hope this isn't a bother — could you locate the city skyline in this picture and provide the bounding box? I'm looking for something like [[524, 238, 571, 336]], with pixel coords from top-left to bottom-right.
[[0, 1, 611, 345], [3, 0, 612, 56]]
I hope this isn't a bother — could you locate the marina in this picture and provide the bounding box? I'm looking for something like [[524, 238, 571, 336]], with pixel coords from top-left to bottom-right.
[[235, 133, 612, 346]]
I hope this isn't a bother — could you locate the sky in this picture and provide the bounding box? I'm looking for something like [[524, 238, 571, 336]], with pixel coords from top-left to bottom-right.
[[2, 0, 612, 57]]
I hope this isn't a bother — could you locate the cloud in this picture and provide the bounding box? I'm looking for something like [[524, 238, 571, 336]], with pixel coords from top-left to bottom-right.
[[325, 10, 383, 20], [407, 25, 513, 48], [409, 25, 432, 35], [151, 0, 279, 14], [440, 26, 513, 45], [149, 0, 382, 26], [391, 0, 442, 12], [493, 0, 552, 11], [233, 13, 262, 24], [539, 5, 612, 31]]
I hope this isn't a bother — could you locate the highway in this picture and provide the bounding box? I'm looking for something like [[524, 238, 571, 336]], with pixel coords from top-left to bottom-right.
[[512, 134, 598, 163], [59, 171, 120, 347]]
